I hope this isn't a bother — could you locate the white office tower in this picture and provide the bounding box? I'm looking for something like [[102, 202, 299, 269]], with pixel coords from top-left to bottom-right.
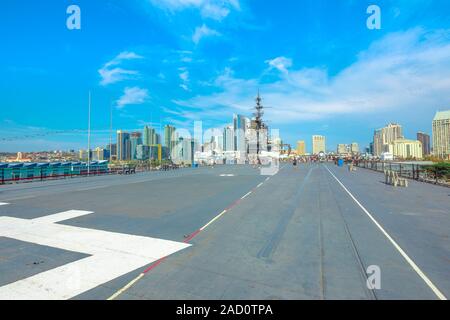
[[211, 135, 224, 153], [172, 137, 196, 165], [373, 123, 404, 157]]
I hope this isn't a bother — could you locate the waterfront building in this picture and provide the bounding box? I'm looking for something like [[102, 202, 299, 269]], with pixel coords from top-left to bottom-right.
[[130, 132, 143, 160], [432, 110, 450, 159], [164, 125, 177, 156], [373, 123, 403, 157], [297, 141, 306, 156], [417, 132, 431, 156], [117, 130, 131, 161], [312, 135, 326, 155], [388, 139, 423, 160]]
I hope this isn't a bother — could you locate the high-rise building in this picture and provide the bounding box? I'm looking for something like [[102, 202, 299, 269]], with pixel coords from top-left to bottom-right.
[[143, 126, 158, 146], [143, 126, 152, 146], [79, 149, 92, 161], [417, 132, 431, 156], [351, 143, 359, 155], [373, 123, 404, 157], [92, 147, 110, 161], [117, 130, 131, 161], [211, 135, 224, 152], [130, 132, 143, 160], [297, 141, 306, 155], [312, 135, 326, 155], [136, 145, 150, 161], [432, 110, 450, 159], [388, 139, 423, 159], [164, 125, 176, 156], [173, 137, 195, 165], [106, 143, 117, 160], [233, 114, 247, 153], [223, 126, 234, 152], [373, 129, 383, 157], [337, 144, 348, 155]]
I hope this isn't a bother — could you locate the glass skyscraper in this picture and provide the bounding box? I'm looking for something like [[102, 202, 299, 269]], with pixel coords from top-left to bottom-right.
[[143, 126, 156, 146], [223, 126, 234, 152], [164, 125, 176, 157], [233, 114, 247, 153], [130, 132, 143, 160], [116, 130, 131, 161]]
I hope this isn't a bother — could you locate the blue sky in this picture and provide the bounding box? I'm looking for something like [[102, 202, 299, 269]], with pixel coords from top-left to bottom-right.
[[1, 0, 450, 152]]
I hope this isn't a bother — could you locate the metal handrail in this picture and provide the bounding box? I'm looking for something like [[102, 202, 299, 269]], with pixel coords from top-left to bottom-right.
[[356, 160, 450, 187]]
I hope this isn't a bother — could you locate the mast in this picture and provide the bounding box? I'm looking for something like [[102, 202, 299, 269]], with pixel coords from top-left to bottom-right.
[[254, 90, 264, 161]]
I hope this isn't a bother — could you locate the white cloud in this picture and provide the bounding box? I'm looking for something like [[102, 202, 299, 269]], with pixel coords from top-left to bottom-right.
[[201, 3, 230, 20], [105, 51, 143, 68], [181, 56, 193, 63], [99, 68, 139, 86], [265, 56, 293, 75], [99, 51, 143, 86], [175, 28, 450, 124], [180, 84, 190, 91], [192, 24, 221, 44], [179, 70, 189, 82], [115, 51, 143, 61], [116, 87, 149, 108], [178, 69, 190, 91], [149, 0, 240, 20]]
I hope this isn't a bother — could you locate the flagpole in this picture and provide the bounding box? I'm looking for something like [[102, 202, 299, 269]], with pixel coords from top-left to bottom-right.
[[110, 101, 113, 163], [87, 91, 91, 176]]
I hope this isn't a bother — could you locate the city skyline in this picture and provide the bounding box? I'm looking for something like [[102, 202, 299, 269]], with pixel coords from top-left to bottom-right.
[[0, 115, 441, 156], [1, 1, 450, 152]]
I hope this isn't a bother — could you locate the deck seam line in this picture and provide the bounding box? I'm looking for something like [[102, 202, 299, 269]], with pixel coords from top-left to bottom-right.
[[107, 171, 278, 300], [325, 165, 447, 301]]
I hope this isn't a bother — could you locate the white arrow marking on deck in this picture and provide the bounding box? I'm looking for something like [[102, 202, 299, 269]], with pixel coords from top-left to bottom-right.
[[0, 210, 191, 300]]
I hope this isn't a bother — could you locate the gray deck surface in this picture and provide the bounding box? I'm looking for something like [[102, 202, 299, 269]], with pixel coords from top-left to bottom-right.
[[0, 164, 448, 300]]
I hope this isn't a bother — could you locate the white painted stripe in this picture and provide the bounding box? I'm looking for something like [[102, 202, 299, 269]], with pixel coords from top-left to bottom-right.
[[257, 183, 264, 188], [325, 165, 447, 300], [265, 177, 270, 182], [75, 186, 108, 192], [241, 192, 252, 200], [109, 179, 265, 299], [200, 210, 228, 231], [200, 179, 265, 232], [33, 210, 94, 224], [1, 196, 36, 201], [0, 211, 191, 300], [107, 273, 145, 301], [0, 203, 9, 206]]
